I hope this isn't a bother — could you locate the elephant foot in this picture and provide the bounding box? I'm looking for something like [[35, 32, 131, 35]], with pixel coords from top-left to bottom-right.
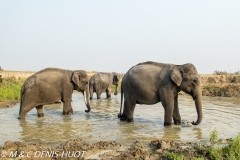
[[63, 109, 73, 115], [114, 92, 118, 95], [119, 114, 127, 121], [85, 105, 91, 113], [18, 116, 25, 119], [174, 120, 181, 125], [164, 122, 172, 126], [38, 113, 44, 117], [127, 118, 134, 122]]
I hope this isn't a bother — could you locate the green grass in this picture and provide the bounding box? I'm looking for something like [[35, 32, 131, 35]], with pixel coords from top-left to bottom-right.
[[205, 129, 240, 160], [0, 77, 25, 101], [167, 152, 185, 160], [167, 129, 240, 160], [111, 82, 121, 93]]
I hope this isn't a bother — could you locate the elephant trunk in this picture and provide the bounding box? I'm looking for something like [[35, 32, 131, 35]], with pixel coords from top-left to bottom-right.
[[84, 91, 91, 113], [114, 84, 118, 95], [192, 90, 202, 125]]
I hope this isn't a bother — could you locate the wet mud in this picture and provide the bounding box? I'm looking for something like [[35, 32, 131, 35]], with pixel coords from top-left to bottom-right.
[[0, 100, 19, 108], [0, 137, 234, 160]]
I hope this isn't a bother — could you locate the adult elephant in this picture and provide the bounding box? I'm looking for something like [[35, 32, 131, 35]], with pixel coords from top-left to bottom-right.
[[18, 68, 91, 119], [118, 61, 202, 126], [89, 72, 119, 100]]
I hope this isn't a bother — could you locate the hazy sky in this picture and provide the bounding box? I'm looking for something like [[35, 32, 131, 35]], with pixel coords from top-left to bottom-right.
[[0, 1, 239, 74]]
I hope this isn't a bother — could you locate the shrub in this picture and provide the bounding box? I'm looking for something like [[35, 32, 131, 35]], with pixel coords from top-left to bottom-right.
[[0, 77, 25, 101], [213, 70, 229, 75], [205, 131, 240, 160], [213, 70, 240, 75]]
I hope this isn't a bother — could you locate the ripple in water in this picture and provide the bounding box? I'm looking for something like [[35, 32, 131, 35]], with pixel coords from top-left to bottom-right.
[[0, 93, 239, 148]]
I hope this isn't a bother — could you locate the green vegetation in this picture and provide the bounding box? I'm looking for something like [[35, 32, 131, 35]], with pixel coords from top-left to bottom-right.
[[202, 85, 240, 98], [111, 83, 121, 93], [205, 129, 240, 160], [167, 152, 185, 160], [0, 77, 25, 101], [202, 85, 227, 97], [167, 129, 240, 160]]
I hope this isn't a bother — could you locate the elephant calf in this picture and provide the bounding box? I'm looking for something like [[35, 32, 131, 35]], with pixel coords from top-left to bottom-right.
[[18, 68, 91, 119], [118, 61, 202, 126], [89, 72, 119, 100]]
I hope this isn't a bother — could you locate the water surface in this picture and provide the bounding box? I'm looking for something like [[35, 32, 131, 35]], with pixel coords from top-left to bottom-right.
[[0, 93, 239, 148]]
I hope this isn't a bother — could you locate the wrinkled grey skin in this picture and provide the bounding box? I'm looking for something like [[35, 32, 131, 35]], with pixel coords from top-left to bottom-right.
[[118, 61, 202, 126], [89, 72, 119, 100], [18, 68, 91, 119]]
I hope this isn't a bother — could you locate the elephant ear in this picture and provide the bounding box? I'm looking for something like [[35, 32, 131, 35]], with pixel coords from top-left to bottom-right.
[[72, 71, 80, 87], [170, 66, 183, 86]]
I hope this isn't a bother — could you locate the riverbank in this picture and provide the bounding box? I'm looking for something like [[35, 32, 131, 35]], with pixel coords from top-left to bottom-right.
[[0, 133, 239, 159], [201, 74, 240, 98], [0, 100, 19, 108]]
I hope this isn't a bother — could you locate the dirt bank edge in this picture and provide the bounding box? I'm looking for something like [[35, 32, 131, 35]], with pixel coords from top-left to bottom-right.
[[0, 137, 230, 160]]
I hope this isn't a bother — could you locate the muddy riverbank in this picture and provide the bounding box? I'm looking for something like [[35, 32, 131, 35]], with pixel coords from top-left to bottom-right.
[[0, 100, 19, 108], [201, 74, 240, 98], [0, 137, 233, 160]]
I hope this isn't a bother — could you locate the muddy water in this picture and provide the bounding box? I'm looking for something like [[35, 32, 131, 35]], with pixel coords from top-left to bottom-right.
[[0, 93, 240, 148]]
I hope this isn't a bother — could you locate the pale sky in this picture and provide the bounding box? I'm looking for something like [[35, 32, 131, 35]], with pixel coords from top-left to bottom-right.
[[0, 1, 239, 74]]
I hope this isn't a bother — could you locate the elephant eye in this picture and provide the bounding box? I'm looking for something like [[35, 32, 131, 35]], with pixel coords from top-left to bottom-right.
[[192, 79, 197, 84]]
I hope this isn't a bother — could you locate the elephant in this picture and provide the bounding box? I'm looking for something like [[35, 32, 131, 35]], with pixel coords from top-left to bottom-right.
[[118, 61, 202, 126], [18, 68, 91, 119], [89, 72, 119, 100]]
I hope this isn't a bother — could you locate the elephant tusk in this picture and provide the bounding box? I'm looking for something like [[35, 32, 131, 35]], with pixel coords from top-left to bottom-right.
[[84, 91, 87, 106]]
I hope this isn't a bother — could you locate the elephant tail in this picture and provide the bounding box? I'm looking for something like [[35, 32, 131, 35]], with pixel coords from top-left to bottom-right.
[[118, 85, 123, 119], [19, 84, 25, 115]]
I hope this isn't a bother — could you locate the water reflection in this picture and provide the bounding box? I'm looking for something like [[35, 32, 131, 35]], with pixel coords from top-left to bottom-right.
[[0, 93, 239, 147], [192, 128, 203, 139]]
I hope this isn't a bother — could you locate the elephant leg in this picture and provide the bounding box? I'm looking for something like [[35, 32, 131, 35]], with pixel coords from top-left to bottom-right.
[[162, 103, 174, 126], [96, 90, 101, 99], [18, 101, 35, 119], [62, 100, 73, 115], [36, 105, 44, 117], [120, 100, 127, 121], [161, 93, 174, 126], [173, 96, 181, 125], [106, 88, 111, 99], [114, 84, 118, 95], [89, 86, 93, 100], [18, 92, 37, 119], [122, 97, 135, 122]]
